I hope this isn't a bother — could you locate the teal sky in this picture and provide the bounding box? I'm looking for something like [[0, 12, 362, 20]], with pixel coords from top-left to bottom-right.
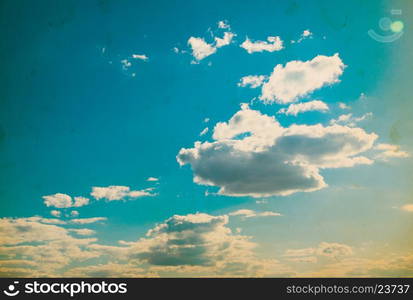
[[1, 0, 413, 277]]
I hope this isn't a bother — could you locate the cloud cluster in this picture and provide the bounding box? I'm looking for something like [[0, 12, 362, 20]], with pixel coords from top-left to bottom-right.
[[0, 213, 291, 277], [0, 217, 99, 277], [240, 36, 284, 53], [2, 213, 412, 277], [177, 104, 377, 197], [241, 54, 345, 104], [278, 100, 329, 116], [43, 193, 90, 208]]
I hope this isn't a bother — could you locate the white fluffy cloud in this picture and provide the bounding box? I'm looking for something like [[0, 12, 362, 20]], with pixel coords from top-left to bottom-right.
[[117, 212, 290, 276], [91, 186, 155, 201], [238, 75, 267, 88], [257, 54, 345, 103], [186, 21, 235, 62], [177, 105, 377, 197], [43, 193, 72, 208], [278, 100, 329, 116], [73, 196, 89, 207], [229, 209, 282, 218], [127, 213, 253, 266], [43, 193, 89, 208], [188, 37, 217, 61], [214, 32, 235, 48], [240, 36, 283, 53], [188, 30, 234, 62]]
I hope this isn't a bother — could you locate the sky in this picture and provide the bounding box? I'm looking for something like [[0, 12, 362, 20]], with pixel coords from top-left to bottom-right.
[[1, 0, 413, 277]]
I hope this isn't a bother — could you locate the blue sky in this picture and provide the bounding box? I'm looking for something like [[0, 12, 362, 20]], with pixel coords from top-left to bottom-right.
[[1, 0, 413, 277]]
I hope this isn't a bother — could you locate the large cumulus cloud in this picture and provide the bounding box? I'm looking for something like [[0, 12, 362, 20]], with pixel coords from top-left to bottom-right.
[[125, 213, 256, 266], [117, 212, 290, 276], [177, 104, 378, 197]]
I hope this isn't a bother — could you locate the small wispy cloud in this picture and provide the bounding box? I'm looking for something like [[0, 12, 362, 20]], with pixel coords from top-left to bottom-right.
[[339, 102, 351, 110], [291, 29, 313, 44], [70, 217, 107, 224], [146, 177, 159, 182], [132, 54, 149, 61], [329, 112, 373, 127], [200, 127, 209, 136], [229, 209, 282, 219], [120, 59, 132, 70], [374, 143, 410, 161]]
